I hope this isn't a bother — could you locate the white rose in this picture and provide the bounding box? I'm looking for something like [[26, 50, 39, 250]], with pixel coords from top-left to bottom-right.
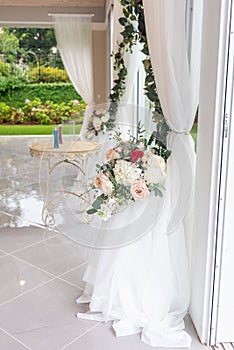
[[144, 167, 166, 184], [101, 180, 113, 195], [143, 151, 166, 172], [101, 114, 109, 123], [92, 116, 102, 128], [149, 155, 166, 172]]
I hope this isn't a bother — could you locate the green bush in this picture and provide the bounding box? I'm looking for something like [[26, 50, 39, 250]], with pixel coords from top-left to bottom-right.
[[28, 66, 69, 83], [0, 99, 86, 125], [0, 83, 83, 108], [0, 60, 10, 77], [0, 102, 13, 123], [0, 59, 29, 95]]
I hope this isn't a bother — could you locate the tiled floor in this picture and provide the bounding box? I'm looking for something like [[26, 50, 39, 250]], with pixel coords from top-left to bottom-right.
[[0, 136, 207, 350]]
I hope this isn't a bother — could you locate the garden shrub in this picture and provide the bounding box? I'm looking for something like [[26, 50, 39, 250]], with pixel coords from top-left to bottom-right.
[[0, 102, 13, 123], [28, 66, 69, 83], [0, 60, 10, 77], [0, 83, 83, 108], [0, 99, 86, 125]]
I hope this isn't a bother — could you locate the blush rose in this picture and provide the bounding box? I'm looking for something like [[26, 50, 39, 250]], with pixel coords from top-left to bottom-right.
[[106, 148, 120, 160], [130, 179, 149, 200], [94, 174, 113, 195]]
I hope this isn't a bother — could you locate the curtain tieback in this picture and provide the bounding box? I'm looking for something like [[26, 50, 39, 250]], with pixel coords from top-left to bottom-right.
[[170, 130, 189, 135]]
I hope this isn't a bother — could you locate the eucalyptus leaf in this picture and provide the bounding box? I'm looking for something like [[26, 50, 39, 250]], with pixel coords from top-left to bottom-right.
[[87, 208, 97, 215], [92, 197, 103, 209]]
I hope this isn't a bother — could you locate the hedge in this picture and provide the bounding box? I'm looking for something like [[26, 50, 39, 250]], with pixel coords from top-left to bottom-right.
[[0, 83, 83, 108]]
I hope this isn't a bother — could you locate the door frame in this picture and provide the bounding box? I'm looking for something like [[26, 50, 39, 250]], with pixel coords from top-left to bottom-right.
[[190, 0, 232, 345]]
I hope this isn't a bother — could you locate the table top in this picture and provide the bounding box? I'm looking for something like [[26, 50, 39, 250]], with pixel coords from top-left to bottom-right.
[[29, 141, 101, 160]]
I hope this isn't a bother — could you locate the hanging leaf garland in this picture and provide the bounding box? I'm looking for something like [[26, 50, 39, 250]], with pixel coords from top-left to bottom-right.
[[109, 0, 170, 159]]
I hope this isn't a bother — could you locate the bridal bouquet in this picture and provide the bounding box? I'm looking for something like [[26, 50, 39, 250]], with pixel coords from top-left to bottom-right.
[[87, 127, 167, 221], [86, 109, 116, 139]]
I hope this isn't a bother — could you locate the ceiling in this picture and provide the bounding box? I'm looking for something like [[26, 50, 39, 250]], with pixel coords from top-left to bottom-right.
[[0, 0, 109, 27], [0, 0, 106, 7]]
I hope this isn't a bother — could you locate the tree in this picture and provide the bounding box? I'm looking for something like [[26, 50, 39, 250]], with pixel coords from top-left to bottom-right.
[[9, 28, 64, 68], [0, 28, 20, 63]]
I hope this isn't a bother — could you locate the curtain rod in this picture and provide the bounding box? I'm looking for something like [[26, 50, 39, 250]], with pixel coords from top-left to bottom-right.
[[48, 13, 95, 17]]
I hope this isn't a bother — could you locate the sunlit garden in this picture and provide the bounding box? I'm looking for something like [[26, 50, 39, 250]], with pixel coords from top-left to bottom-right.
[[0, 27, 86, 134]]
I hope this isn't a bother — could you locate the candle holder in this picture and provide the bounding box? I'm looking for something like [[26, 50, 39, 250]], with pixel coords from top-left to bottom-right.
[[53, 128, 59, 148]]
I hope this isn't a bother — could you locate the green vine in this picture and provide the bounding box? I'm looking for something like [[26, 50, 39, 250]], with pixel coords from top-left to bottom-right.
[[109, 0, 170, 159]]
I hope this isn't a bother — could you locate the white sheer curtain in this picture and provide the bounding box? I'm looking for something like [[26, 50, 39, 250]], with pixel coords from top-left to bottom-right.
[[76, 2, 203, 348], [75, 0, 203, 347], [51, 14, 94, 136], [143, 0, 203, 261]]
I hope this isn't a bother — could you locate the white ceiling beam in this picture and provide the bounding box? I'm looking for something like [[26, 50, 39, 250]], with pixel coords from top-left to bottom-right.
[[0, 0, 106, 7]]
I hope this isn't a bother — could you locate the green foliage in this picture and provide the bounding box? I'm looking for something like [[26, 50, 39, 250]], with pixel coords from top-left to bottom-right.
[[0, 75, 28, 95], [0, 102, 13, 123], [9, 28, 64, 69], [9, 28, 56, 54], [28, 66, 69, 83], [0, 99, 86, 125], [111, 0, 169, 148], [0, 57, 30, 95], [0, 28, 20, 63], [0, 60, 10, 76], [0, 83, 83, 108]]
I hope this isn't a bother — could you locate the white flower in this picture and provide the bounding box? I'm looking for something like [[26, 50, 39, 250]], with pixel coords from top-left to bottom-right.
[[103, 124, 107, 133], [97, 198, 119, 221], [101, 114, 109, 123], [101, 180, 113, 195], [114, 160, 142, 185], [92, 116, 102, 128], [107, 198, 119, 211], [144, 167, 166, 184], [142, 151, 166, 184], [98, 203, 112, 221], [143, 151, 166, 171]]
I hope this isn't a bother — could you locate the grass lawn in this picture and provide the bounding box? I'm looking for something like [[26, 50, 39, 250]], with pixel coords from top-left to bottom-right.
[[0, 124, 82, 136], [0, 123, 197, 147]]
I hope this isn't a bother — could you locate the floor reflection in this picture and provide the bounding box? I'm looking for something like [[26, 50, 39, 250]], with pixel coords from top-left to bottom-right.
[[0, 136, 78, 228]]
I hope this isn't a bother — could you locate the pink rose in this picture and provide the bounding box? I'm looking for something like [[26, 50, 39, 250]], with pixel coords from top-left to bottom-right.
[[94, 173, 113, 194], [130, 180, 149, 200], [73, 99, 79, 105], [25, 99, 30, 104], [106, 148, 120, 160], [130, 150, 144, 163], [94, 125, 101, 131]]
